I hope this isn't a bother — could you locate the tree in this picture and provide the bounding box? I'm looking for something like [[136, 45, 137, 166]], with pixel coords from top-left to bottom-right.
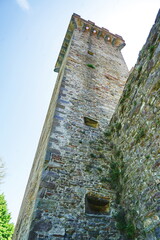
[[0, 194, 14, 240], [0, 158, 5, 184]]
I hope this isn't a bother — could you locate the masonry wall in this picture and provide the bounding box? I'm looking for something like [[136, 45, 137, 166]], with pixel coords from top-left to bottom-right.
[[13, 17, 129, 240], [105, 10, 160, 240], [13, 40, 71, 240]]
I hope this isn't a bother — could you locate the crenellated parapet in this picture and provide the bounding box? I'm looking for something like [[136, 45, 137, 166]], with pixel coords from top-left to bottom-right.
[[54, 13, 126, 72]]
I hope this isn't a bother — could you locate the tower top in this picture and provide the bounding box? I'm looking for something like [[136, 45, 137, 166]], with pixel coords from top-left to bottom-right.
[[54, 13, 126, 72]]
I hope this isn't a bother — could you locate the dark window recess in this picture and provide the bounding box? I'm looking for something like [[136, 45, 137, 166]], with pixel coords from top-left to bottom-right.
[[84, 117, 98, 128], [88, 50, 94, 56], [86, 64, 96, 69], [85, 192, 110, 214]]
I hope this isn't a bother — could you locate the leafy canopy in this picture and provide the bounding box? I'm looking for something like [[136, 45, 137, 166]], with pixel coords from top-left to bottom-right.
[[0, 194, 14, 240]]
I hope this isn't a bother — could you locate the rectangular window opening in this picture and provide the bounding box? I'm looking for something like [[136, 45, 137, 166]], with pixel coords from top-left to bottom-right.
[[84, 117, 99, 128], [85, 192, 110, 215]]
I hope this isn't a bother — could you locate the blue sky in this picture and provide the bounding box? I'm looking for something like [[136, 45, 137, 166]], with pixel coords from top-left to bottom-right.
[[0, 0, 159, 224]]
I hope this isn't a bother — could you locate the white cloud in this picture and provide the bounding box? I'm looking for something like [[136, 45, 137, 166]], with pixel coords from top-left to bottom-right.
[[16, 0, 30, 11]]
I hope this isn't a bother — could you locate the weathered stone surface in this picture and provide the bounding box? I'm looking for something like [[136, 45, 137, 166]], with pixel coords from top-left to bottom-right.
[[13, 10, 160, 240], [33, 220, 52, 232], [106, 9, 160, 240]]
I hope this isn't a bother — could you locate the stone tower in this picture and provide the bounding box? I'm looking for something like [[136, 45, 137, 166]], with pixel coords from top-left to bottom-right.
[[13, 13, 128, 240]]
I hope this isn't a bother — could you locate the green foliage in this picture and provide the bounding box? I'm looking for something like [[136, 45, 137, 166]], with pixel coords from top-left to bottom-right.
[[86, 64, 96, 69], [100, 177, 108, 183], [156, 119, 160, 126], [90, 153, 96, 158], [149, 45, 155, 59], [126, 220, 136, 239], [151, 80, 160, 92], [104, 131, 111, 137], [99, 153, 105, 159], [110, 125, 115, 132], [0, 194, 14, 240], [137, 65, 142, 74], [135, 128, 146, 143], [133, 100, 137, 106], [114, 148, 121, 158], [97, 167, 102, 172], [120, 83, 132, 103], [85, 163, 93, 172], [115, 209, 126, 231], [98, 140, 104, 144], [109, 162, 120, 189], [96, 146, 103, 151], [115, 122, 122, 131], [115, 209, 136, 239]]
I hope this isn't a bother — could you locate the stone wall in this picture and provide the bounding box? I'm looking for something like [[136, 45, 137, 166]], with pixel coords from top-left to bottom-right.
[[105, 10, 160, 240], [12, 39, 71, 240], [13, 14, 129, 240], [14, 10, 160, 240]]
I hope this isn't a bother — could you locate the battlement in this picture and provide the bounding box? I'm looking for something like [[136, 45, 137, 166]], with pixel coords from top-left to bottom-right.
[[54, 13, 125, 72]]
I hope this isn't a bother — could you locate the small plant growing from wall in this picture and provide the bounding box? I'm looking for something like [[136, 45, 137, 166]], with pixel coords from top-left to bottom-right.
[[149, 45, 155, 59], [109, 162, 120, 189], [88, 50, 94, 55], [115, 209, 136, 239], [115, 122, 122, 131], [90, 153, 96, 158], [104, 131, 111, 137], [100, 177, 108, 183], [135, 128, 146, 143], [85, 163, 93, 172], [86, 64, 96, 69]]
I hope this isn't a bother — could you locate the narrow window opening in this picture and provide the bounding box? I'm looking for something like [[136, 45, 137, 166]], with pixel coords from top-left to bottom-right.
[[84, 117, 99, 128], [85, 192, 110, 215]]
